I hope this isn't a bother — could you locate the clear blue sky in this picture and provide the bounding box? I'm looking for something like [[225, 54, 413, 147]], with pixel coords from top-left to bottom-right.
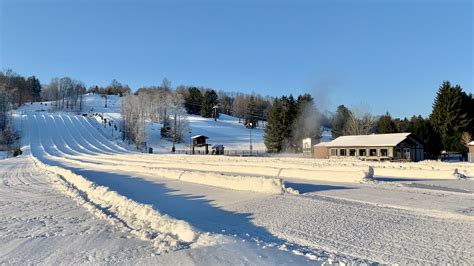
[[1, 0, 472, 118]]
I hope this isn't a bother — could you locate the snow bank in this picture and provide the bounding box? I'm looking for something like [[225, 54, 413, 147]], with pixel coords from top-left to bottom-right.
[[279, 166, 374, 183], [40, 153, 286, 194], [374, 168, 468, 179], [180, 171, 284, 194], [30, 156, 219, 253]]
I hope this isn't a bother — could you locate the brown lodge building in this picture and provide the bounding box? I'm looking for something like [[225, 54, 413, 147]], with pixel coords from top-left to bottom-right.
[[313, 133, 424, 162]]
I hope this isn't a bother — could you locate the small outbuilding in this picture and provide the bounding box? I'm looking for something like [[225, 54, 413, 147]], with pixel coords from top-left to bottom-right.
[[191, 135, 211, 155], [302, 137, 319, 157], [212, 145, 225, 155], [469, 141, 474, 163], [313, 133, 424, 162]]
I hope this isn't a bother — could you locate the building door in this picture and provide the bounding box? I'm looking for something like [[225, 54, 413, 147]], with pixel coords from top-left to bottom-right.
[[403, 148, 410, 160]]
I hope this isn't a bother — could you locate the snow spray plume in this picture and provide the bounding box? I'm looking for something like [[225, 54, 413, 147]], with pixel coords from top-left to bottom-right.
[[289, 97, 322, 152]]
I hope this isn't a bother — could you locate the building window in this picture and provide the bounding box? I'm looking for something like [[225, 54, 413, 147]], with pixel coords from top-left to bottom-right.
[[331, 149, 337, 156], [369, 149, 377, 156], [339, 149, 346, 156], [349, 149, 356, 156], [380, 149, 388, 157], [358, 149, 366, 156]]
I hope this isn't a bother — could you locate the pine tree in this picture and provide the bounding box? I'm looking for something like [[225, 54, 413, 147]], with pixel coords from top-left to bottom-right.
[[184, 87, 202, 115], [201, 89, 219, 118], [245, 96, 258, 128], [429, 81, 471, 152], [377, 112, 398, 133], [26, 76, 41, 102], [331, 105, 350, 138], [461, 91, 474, 136], [410, 115, 441, 158], [264, 98, 286, 153], [281, 95, 298, 151]]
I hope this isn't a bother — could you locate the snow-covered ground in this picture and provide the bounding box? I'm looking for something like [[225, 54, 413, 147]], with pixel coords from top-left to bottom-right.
[[1, 97, 473, 264]]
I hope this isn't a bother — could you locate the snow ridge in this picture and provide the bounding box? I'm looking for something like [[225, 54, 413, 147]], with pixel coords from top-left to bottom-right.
[[30, 156, 221, 253]]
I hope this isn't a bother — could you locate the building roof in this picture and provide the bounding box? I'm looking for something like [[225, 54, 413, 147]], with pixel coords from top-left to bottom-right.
[[321, 133, 412, 147], [469, 141, 474, 146], [191, 135, 208, 139], [314, 142, 331, 147]]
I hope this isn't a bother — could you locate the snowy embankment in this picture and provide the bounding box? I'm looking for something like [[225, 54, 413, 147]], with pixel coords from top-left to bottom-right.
[[41, 151, 287, 194], [50, 151, 374, 184]]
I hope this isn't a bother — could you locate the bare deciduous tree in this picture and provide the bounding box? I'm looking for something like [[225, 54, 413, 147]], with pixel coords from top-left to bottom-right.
[[343, 105, 376, 135]]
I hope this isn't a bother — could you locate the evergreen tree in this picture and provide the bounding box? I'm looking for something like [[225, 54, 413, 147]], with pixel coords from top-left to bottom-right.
[[410, 115, 441, 159], [393, 118, 411, 133], [26, 76, 41, 102], [377, 112, 398, 133], [264, 98, 286, 153], [461, 91, 474, 136], [429, 81, 471, 152], [281, 95, 298, 151], [201, 89, 219, 118], [184, 87, 202, 115], [331, 105, 350, 138], [245, 96, 258, 128]]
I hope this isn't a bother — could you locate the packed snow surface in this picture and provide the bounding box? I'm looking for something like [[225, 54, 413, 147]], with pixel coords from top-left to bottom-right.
[[1, 98, 473, 264]]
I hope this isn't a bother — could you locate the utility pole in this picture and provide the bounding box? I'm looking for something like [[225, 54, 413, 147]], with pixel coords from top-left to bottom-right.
[[249, 122, 253, 156], [172, 112, 177, 153], [189, 129, 192, 155], [212, 105, 218, 121], [79, 94, 83, 112]]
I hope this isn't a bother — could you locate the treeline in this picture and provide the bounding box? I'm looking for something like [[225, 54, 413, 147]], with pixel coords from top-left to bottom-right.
[[121, 82, 275, 148], [178, 86, 273, 127], [122, 79, 188, 148], [42, 78, 87, 111], [331, 81, 473, 158], [87, 79, 131, 96], [0, 70, 41, 107], [0, 70, 41, 145], [264, 94, 323, 153]]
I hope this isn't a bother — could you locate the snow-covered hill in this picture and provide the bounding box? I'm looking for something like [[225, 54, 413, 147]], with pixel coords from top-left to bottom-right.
[[83, 93, 266, 152]]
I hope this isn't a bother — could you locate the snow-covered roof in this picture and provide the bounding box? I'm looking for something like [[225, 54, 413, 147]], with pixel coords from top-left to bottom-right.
[[314, 142, 331, 147], [191, 135, 208, 139], [469, 141, 474, 146], [321, 133, 412, 147]]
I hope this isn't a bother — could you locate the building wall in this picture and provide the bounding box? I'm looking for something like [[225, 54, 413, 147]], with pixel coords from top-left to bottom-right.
[[313, 146, 328, 158], [327, 146, 394, 160], [469, 146, 474, 163]]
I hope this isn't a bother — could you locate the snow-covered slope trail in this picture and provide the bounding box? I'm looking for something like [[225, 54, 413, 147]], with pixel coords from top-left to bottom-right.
[[25, 113, 474, 264], [0, 156, 161, 264], [1, 113, 313, 264], [0, 158, 312, 264]]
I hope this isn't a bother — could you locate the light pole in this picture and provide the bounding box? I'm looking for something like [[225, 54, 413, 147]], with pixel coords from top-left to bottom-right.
[[212, 105, 218, 121], [249, 122, 253, 156], [189, 129, 192, 155]]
